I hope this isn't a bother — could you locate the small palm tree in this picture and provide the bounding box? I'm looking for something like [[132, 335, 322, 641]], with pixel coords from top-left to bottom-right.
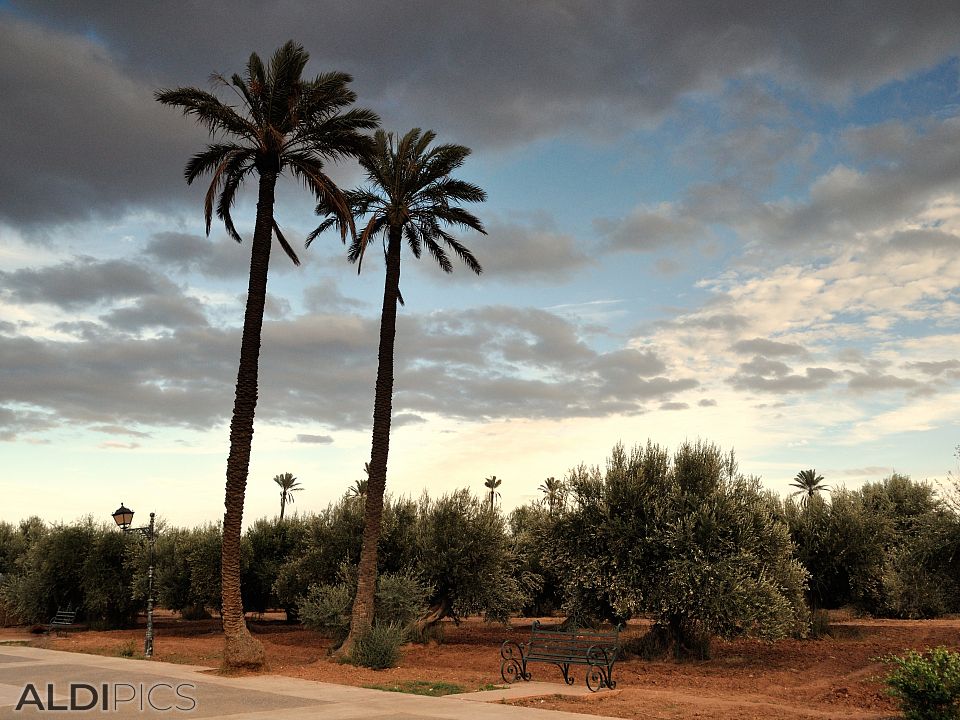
[[539, 476, 566, 514], [790, 469, 829, 506], [311, 128, 485, 654], [156, 40, 377, 668], [273, 472, 301, 519], [347, 463, 370, 499], [484, 475, 503, 512]]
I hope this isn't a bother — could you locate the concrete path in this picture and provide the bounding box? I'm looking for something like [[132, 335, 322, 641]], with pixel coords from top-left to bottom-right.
[[0, 645, 615, 719]]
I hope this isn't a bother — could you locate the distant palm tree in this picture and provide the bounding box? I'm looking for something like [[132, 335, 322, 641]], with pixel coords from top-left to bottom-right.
[[790, 469, 829, 506], [311, 128, 485, 654], [539, 476, 566, 514], [347, 463, 370, 499], [484, 475, 503, 512], [274, 472, 302, 519], [156, 40, 377, 668]]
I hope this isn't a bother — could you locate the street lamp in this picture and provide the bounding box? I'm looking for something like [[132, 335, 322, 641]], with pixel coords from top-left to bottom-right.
[[112, 503, 156, 658]]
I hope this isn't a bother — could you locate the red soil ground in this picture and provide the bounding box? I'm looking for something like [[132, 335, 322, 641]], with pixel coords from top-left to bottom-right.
[[4, 612, 958, 719]]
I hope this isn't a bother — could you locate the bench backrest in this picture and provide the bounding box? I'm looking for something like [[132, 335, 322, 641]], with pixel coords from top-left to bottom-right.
[[51, 610, 77, 624], [527, 620, 620, 657]]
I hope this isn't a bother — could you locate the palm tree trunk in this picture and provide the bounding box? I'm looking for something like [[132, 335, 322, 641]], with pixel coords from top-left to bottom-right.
[[280, 493, 285, 520], [220, 170, 275, 669], [339, 225, 402, 655]]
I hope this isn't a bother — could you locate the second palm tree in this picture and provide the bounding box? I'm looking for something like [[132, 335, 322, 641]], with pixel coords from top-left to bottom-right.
[[311, 128, 486, 653]]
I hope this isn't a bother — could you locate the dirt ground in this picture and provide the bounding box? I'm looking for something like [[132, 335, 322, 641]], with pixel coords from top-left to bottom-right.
[[4, 612, 959, 719]]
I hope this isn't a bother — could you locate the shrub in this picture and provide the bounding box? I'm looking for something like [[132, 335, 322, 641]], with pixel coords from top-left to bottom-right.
[[298, 569, 431, 642], [298, 582, 353, 641], [349, 622, 406, 669], [546, 441, 809, 655], [883, 647, 960, 720]]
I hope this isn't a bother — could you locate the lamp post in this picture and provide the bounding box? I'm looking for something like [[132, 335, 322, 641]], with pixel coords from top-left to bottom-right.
[[112, 503, 156, 658]]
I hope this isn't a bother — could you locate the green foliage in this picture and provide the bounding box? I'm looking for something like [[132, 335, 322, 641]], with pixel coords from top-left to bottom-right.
[[883, 647, 960, 720], [787, 473, 960, 617], [508, 503, 563, 616], [242, 517, 307, 615], [2, 520, 138, 628], [348, 621, 406, 669], [298, 580, 353, 641], [547, 441, 808, 653], [415, 489, 526, 623], [274, 496, 417, 611], [299, 568, 431, 640]]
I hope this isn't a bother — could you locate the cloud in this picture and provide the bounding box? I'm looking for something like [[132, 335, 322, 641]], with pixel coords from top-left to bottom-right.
[[302, 278, 367, 313], [0, 258, 169, 309], [846, 370, 933, 396], [729, 357, 838, 394], [475, 214, 593, 282], [698, 399, 718, 407], [0, 17, 206, 225], [295, 434, 334, 444], [904, 359, 960, 378], [731, 338, 809, 357], [0, 303, 699, 439], [595, 203, 708, 253]]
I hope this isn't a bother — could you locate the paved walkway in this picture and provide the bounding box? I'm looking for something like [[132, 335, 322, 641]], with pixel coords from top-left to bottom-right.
[[0, 645, 615, 719]]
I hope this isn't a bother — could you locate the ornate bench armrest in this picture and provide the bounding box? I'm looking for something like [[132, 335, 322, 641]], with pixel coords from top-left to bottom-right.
[[500, 640, 530, 683]]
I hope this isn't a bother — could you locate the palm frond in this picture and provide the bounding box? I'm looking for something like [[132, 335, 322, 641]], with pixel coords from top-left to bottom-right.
[[155, 87, 256, 141], [272, 220, 301, 266]]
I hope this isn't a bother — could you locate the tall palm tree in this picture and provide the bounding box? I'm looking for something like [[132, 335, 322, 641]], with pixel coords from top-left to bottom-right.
[[311, 128, 485, 652], [274, 472, 302, 519], [539, 476, 566, 514], [790, 469, 829, 506], [484, 475, 503, 512], [156, 41, 378, 668]]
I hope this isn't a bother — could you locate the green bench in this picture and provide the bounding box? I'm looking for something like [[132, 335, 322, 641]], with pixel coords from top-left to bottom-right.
[[500, 620, 621, 691], [48, 607, 77, 637]]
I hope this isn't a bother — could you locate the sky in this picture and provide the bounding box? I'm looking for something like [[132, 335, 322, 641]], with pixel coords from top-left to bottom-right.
[[1, 1, 960, 528]]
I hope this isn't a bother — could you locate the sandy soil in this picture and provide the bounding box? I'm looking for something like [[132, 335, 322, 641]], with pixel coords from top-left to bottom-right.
[[4, 612, 958, 719]]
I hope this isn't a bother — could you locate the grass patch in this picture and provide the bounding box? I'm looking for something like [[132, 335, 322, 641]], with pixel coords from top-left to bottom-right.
[[0, 640, 30, 647], [364, 680, 465, 696], [477, 683, 508, 691]]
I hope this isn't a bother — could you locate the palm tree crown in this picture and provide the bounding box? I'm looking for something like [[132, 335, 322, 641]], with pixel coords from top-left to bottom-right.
[[790, 469, 829, 504], [274, 472, 302, 518], [309, 128, 486, 276], [157, 41, 378, 255], [539, 476, 566, 513], [484, 475, 502, 512]]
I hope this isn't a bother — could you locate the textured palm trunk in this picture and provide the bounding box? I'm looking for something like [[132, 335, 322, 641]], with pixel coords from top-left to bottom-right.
[[221, 170, 275, 669], [339, 225, 403, 656], [280, 493, 286, 520]]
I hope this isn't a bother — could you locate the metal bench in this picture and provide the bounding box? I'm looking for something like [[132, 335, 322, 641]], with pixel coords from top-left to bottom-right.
[[48, 607, 77, 637], [500, 620, 621, 691]]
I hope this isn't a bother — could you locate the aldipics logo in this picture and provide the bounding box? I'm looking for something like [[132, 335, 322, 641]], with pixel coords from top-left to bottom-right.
[[14, 682, 197, 712]]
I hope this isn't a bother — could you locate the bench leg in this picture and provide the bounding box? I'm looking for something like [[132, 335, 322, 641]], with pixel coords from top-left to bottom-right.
[[500, 642, 530, 683], [559, 663, 575, 686], [586, 663, 616, 692]]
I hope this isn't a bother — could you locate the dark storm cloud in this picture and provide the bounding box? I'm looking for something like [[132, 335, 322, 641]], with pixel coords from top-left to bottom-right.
[[4, 1, 960, 225], [0, 304, 697, 438]]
